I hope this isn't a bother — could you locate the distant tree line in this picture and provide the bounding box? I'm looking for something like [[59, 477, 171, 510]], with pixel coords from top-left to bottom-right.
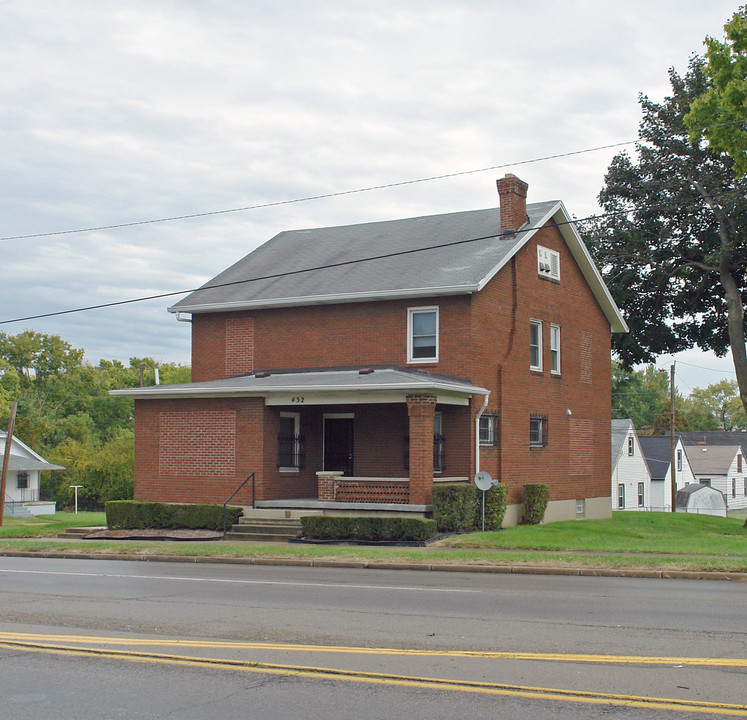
[[0, 330, 189, 510], [612, 362, 746, 435]]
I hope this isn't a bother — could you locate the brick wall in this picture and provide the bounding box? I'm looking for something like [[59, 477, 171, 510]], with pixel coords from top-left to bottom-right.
[[146, 212, 613, 510]]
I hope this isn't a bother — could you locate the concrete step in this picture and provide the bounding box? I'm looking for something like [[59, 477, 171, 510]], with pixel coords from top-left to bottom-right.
[[227, 518, 302, 542], [224, 531, 299, 542]]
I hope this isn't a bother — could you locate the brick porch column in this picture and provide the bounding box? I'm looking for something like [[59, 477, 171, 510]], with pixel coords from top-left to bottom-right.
[[316, 470, 343, 501], [406, 394, 437, 505]]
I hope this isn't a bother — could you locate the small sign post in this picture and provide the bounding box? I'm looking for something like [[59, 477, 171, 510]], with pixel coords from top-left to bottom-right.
[[70, 485, 83, 514], [474, 471, 497, 531]]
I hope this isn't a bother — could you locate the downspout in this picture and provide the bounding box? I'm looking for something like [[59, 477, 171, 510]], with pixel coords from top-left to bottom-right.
[[475, 391, 490, 475]]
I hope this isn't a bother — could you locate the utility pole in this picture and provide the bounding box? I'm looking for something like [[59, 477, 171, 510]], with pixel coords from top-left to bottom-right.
[[0, 402, 18, 526], [669, 362, 676, 512]]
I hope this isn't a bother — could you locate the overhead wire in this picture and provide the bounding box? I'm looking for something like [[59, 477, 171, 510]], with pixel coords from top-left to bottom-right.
[[2, 184, 745, 325], [0, 140, 636, 243]]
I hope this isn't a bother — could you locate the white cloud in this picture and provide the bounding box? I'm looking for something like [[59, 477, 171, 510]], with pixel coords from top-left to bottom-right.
[[0, 0, 740, 391]]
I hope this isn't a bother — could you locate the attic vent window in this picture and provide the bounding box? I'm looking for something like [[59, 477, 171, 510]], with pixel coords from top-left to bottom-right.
[[537, 246, 560, 281]]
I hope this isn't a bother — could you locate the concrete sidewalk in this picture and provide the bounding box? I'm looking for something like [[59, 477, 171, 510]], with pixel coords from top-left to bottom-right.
[[1, 545, 745, 582]]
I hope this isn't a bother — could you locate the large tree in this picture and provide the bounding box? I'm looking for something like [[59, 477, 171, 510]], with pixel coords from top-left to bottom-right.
[[585, 56, 747, 414]]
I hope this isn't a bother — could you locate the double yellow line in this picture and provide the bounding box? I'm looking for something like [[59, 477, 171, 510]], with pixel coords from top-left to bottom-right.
[[2, 632, 746, 716]]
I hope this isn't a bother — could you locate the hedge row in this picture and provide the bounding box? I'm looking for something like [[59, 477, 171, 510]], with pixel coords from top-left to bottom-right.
[[300, 516, 437, 542], [521, 483, 550, 525], [432, 483, 508, 533], [106, 500, 243, 531]]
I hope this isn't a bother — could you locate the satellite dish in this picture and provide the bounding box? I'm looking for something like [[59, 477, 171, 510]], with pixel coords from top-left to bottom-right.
[[474, 471, 494, 491]]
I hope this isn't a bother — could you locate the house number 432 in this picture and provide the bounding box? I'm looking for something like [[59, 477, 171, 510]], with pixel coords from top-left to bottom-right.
[[291, 396, 305, 404]]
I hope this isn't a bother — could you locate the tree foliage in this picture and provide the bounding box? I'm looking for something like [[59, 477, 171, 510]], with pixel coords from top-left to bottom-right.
[[584, 55, 747, 415], [685, 7, 747, 176], [612, 363, 746, 432], [0, 331, 190, 509]]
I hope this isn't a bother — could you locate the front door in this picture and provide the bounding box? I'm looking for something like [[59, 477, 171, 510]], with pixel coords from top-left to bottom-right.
[[324, 416, 354, 476]]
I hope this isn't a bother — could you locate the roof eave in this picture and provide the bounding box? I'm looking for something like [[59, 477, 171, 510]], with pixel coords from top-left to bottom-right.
[[168, 284, 478, 315]]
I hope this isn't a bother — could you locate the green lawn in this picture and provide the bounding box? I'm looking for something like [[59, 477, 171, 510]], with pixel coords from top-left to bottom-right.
[[0, 510, 745, 574], [0, 512, 106, 538], [442, 511, 747, 556]]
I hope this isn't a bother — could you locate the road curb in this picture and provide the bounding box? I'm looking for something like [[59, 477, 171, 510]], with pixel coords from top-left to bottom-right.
[[1, 548, 746, 581]]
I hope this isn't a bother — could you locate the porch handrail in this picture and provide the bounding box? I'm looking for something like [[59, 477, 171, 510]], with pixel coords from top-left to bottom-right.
[[222, 473, 255, 539]]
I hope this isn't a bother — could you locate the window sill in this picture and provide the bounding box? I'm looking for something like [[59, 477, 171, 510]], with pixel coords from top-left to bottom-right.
[[279, 467, 300, 473]]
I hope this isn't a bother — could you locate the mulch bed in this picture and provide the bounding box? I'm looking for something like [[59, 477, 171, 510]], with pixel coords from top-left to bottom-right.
[[82, 528, 223, 541]]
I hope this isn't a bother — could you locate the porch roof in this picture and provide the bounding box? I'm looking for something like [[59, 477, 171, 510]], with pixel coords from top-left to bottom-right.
[[5, 456, 65, 471], [109, 366, 489, 407]]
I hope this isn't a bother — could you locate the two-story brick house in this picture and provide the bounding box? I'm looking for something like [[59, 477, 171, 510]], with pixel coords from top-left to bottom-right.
[[112, 175, 627, 525]]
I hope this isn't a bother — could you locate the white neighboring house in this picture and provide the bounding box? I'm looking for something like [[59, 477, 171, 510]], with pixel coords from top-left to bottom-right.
[[611, 420, 651, 511], [684, 444, 747, 512], [1, 432, 62, 516], [638, 435, 696, 512]]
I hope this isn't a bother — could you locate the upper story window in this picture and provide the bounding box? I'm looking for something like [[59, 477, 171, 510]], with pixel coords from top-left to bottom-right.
[[408, 307, 438, 363], [530, 320, 542, 371], [537, 245, 560, 281], [627, 436, 635, 456], [738, 454, 743, 473], [550, 323, 561, 374]]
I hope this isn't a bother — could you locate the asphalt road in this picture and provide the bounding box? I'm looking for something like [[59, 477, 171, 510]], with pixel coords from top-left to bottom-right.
[[1, 556, 745, 719]]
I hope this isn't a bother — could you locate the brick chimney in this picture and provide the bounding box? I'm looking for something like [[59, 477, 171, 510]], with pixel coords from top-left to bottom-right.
[[496, 174, 529, 236]]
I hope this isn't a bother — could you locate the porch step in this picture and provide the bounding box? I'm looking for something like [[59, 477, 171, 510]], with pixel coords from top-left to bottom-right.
[[225, 518, 303, 542]]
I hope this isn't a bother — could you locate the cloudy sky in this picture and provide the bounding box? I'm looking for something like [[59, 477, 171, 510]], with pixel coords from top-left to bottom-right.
[[0, 1, 741, 394]]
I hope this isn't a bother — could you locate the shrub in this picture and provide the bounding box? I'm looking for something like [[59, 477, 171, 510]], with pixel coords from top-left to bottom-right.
[[432, 483, 478, 532], [474, 483, 508, 531], [106, 501, 242, 531], [300, 516, 437, 542], [521, 483, 550, 525]]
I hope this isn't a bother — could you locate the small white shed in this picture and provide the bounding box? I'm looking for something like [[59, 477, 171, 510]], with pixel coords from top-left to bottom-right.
[[675, 484, 727, 517]]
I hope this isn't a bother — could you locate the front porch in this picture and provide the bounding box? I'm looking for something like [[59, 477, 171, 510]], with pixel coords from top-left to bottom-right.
[[116, 366, 489, 509]]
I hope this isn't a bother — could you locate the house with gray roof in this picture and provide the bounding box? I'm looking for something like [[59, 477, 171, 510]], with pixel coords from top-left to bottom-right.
[[684, 444, 746, 511], [638, 434, 695, 512], [112, 175, 627, 526], [611, 419, 651, 511], [1, 432, 62, 516]]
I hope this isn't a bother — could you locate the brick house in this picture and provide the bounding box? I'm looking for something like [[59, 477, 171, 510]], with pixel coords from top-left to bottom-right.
[[112, 175, 627, 525]]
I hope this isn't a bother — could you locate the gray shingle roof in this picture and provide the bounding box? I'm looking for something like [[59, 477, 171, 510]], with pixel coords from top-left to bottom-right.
[[110, 366, 489, 401], [170, 202, 558, 313], [638, 435, 673, 480], [685, 445, 740, 476]]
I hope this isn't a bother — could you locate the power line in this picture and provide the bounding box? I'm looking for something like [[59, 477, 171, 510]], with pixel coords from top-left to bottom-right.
[[1, 182, 743, 325], [0, 141, 635, 243]]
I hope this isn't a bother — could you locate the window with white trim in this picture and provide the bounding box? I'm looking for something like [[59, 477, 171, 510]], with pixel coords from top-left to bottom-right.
[[627, 436, 634, 456], [537, 245, 560, 281], [407, 307, 438, 363], [637, 482, 644, 507], [529, 415, 548, 447], [550, 323, 561, 374], [618, 484, 625, 508], [479, 413, 499, 446], [278, 412, 303, 471], [529, 320, 542, 371], [16, 470, 28, 489]]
